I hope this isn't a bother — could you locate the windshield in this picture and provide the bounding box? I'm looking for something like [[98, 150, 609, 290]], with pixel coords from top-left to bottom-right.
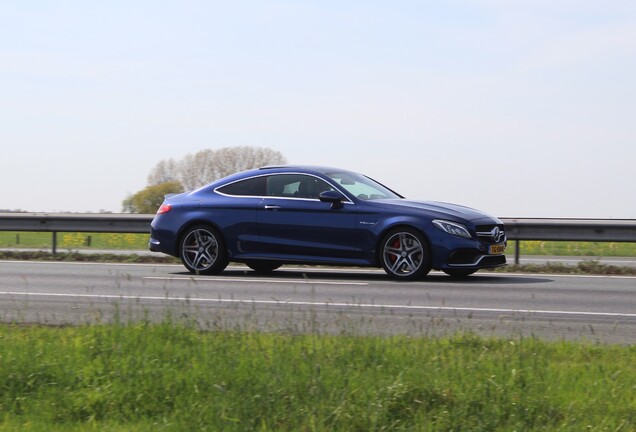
[[325, 172, 402, 201]]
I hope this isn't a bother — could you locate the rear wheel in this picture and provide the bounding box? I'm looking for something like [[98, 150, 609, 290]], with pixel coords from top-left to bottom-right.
[[179, 225, 228, 275], [380, 228, 431, 280], [245, 261, 282, 273]]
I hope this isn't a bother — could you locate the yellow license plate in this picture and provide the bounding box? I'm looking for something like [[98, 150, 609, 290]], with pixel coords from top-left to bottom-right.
[[489, 244, 506, 255]]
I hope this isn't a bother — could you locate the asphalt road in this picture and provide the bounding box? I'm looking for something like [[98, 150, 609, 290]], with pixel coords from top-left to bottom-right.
[[4, 248, 636, 268], [1, 260, 635, 344]]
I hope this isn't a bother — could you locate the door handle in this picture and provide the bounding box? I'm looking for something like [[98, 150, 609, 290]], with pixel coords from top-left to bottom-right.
[[264, 205, 281, 210]]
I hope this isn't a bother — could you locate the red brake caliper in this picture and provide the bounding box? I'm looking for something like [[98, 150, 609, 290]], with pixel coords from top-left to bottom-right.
[[389, 238, 400, 263]]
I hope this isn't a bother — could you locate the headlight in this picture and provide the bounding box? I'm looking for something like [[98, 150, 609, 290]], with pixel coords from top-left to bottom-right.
[[432, 220, 472, 239]]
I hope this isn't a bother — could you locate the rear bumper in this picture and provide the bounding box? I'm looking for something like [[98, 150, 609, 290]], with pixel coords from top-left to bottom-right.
[[148, 228, 178, 256], [148, 237, 163, 252]]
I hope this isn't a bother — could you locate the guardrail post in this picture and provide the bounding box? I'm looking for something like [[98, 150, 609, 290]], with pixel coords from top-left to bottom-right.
[[515, 240, 520, 265], [52, 232, 57, 255]]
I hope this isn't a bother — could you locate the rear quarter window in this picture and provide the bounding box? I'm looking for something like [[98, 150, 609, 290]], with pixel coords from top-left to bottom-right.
[[217, 177, 266, 196]]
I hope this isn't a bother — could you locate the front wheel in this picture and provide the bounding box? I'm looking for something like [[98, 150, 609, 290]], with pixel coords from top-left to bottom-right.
[[380, 228, 431, 280], [179, 225, 228, 275]]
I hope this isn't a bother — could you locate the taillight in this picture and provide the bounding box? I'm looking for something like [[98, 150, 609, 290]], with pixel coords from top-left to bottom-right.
[[157, 204, 172, 214]]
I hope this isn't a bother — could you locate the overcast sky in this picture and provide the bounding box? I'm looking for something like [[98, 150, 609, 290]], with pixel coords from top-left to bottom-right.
[[1, 1, 634, 217]]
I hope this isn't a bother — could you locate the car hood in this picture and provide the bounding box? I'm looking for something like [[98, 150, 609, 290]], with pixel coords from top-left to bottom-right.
[[364, 199, 498, 222]]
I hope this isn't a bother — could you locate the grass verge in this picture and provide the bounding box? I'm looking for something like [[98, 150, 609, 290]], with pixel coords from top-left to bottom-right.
[[0, 321, 634, 431], [509, 240, 636, 257], [493, 260, 636, 276], [0, 251, 179, 264]]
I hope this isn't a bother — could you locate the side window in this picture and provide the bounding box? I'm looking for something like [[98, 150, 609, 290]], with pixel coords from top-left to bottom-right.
[[217, 176, 266, 196], [266, 174, 334, 199]]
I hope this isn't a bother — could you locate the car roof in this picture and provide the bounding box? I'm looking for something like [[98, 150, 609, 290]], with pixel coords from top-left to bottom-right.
[[195, 165, 354, 191], [257, 165, 350, 175]]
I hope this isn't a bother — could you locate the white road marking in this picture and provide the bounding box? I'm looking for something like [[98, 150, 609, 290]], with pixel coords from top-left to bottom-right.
[[1, 291, 635, 319]]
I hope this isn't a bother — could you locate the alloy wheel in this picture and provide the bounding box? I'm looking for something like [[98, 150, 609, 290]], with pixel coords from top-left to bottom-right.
[[180, 226, 228, 275], [381, 229, 430, 280]]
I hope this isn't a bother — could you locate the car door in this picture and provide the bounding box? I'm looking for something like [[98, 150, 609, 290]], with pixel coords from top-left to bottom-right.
[[255, 174, 360, 260], [210, 175, 266, 255]]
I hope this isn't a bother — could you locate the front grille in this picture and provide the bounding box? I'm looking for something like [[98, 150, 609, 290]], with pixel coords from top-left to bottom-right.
[[475, 224, 506, 244]]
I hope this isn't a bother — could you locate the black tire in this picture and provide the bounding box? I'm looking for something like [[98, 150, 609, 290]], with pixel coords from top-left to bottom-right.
[[379, 227, 431, 280], [245, 261, 282, 273], [443, 269, 478, 278], [179, 225, 228, 275]]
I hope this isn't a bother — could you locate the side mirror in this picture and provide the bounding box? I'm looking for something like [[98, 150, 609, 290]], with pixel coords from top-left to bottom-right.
[[319, 190, 345, 209]]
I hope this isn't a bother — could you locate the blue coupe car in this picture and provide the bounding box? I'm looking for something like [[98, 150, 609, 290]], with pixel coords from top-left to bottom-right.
[[149, 165, 506, 280]]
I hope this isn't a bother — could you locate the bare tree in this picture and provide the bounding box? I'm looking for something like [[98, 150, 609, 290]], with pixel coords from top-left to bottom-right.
[[147, 158, 180, 186], [147, 146, 287, 191]]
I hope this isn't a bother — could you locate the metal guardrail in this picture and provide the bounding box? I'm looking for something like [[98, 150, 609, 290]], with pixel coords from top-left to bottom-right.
[[0, 213, 151, 254], [1, 213, 636, 262], [0, 213, 152, 234], [502, 218, 636, 242], [502, 218, 636, 264]]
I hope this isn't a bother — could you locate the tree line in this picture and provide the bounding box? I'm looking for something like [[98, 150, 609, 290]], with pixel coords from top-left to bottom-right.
[[122, 146, 287, 213]]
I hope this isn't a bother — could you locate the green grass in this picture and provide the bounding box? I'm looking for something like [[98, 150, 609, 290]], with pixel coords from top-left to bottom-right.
[[0, 232, 148, 250], [0, 322, 634, 431], [508, 240, 636, 257]]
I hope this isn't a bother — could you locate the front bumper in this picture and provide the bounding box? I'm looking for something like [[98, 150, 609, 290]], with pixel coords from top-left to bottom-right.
[[430, 233, 508, 272], [447, 250, 507, 268]]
